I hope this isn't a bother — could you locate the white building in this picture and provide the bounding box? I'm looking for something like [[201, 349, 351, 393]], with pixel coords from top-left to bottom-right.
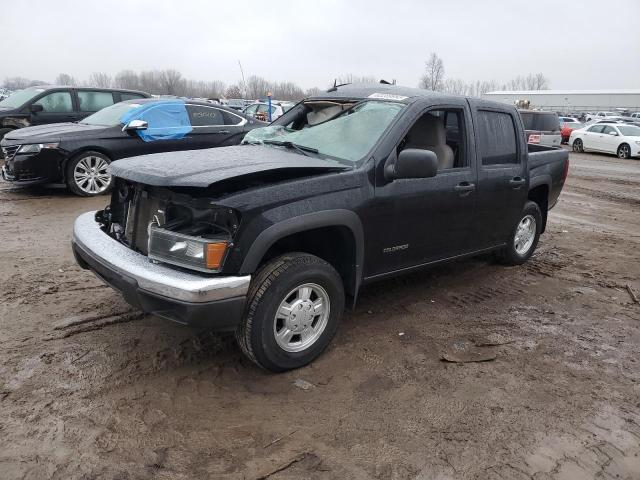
[[482, 90, 640, 114]]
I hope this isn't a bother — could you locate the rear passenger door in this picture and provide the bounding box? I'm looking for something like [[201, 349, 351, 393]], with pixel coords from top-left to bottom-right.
[[583, 125, 604, 150], [185, 104, 247, 148], [76, 90, 116, 121], [470, 105, 528, 248]]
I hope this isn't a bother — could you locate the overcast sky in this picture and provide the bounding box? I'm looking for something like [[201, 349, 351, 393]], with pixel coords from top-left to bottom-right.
[[3, 0, 639, 90]]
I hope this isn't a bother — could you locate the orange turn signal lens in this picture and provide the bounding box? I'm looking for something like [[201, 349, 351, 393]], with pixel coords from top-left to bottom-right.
[[205, 242, 228, 269]]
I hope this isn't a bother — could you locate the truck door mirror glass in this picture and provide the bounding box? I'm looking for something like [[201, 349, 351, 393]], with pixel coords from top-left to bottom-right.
[[29, 104, 44, 113], [387, 149, 438, 181], [122, 119, 148, 132]]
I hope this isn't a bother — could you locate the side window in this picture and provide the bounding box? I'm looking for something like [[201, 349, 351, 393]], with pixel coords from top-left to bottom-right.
[[587, 125, 604, 133], [477, 111, 518, 166], [222, 110, 244, 126], [244, 104, 258, 115], [400, 108, 467, 170], [120, 93, 146, 101], [34, 91, 73, 113], [601, 126, 615, 135], [186, 105, 225, 126], [77, 91, 115, 112]]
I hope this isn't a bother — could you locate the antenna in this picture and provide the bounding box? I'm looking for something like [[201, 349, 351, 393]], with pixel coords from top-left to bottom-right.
[[238, 60, 246, 99]]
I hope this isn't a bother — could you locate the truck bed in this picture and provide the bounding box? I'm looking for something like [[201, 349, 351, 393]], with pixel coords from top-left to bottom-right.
[[527, 144, 569, 211]]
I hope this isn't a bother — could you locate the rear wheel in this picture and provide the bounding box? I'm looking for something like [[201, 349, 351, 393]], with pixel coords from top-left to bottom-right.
[[65, 151, 113, 197], [495, 201, 542, 266], [236, 252, 345, 372], [572, 138, 583, 153], [617, 143, 631, 159]]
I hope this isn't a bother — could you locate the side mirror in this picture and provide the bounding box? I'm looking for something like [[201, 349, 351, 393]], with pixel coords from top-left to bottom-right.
[[609, 131, 618, 136], [122, 119, 148, 133], [29, 104, 44, 113], [385, 149, 438, 181]]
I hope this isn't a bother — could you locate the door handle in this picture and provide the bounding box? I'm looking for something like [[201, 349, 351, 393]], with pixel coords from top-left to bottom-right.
[[454, 182, 476, 195], [509, 177, 526, 188], [216, 130, 230, 134]]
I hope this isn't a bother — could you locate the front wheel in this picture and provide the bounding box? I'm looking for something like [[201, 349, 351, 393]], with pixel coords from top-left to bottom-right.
[[66, 151, 113, 197], [236, 253, 345, 372], [617, 143, 631, 159], [495, 201, 542, 266], [572, 138, 583, 153]]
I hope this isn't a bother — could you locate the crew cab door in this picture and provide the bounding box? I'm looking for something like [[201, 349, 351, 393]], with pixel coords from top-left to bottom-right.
[[366, 101, 477, 277], [29, 90, 77, 125], [469, 103, 528, 248], [583, 124, 604, 150]]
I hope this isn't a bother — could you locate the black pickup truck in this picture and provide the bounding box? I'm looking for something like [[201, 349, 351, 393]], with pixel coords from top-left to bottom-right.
[[72, 85, 569, 372]]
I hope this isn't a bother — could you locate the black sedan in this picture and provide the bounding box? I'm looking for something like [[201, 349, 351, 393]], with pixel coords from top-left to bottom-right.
[[0, 99, 263, 196]]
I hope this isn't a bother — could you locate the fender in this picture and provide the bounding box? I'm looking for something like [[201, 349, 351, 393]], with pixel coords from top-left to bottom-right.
[[239, 209, 364, 296], [529, 174, 551, 193]]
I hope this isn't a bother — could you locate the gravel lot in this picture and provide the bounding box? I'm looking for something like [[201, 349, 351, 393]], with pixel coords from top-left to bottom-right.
[[1, 150, 639, 480]]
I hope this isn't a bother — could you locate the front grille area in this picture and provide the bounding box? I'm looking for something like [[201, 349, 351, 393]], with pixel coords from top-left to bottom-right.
[[2, 145, 20, 161], [122, 191, 162, 255]]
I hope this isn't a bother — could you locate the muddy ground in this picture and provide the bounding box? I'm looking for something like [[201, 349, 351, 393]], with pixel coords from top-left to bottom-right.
[[1, 150, 639, 480]]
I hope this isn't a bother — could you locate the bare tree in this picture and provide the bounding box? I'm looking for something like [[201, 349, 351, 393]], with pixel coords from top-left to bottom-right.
[[158, 69, 185, 96], [225, 84, 243, 98], [3, 77, 33, 90], [245, 75, 271, 100], [305, 87, 322, 97], [56, 73, 77, 86], [114, 70, 140, 90], [334, 74, 377, 85], [87, 72, 112, 88], [420, 53, 445, 91], [138, 70, 162, 95]]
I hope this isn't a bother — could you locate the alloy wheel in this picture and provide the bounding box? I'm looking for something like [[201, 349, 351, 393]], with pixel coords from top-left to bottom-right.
[[73, 155, 111, 195], [514, 215, 536, 255]]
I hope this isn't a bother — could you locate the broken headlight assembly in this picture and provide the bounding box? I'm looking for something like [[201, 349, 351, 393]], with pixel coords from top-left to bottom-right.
[[147, 206, 239, 273]]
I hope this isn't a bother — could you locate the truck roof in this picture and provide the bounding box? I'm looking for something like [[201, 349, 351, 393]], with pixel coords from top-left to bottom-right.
[[307, 83, 511, 110]]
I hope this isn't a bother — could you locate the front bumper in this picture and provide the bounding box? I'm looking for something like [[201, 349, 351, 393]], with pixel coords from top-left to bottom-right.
[[72, 211, 251, 329], [0, 148, 65, 184]]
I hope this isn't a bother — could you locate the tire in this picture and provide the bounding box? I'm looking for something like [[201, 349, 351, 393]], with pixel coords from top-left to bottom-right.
[[617, 143, 631, 159], [494, 201, 542, 266], [65, 151, 113, 197], [572, 138, 583, 153], [236, 252, 345, 372]]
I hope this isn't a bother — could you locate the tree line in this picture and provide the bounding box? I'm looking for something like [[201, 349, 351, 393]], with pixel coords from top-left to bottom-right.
[[419, 52, 549, 96], [3, 57, 549, 101]]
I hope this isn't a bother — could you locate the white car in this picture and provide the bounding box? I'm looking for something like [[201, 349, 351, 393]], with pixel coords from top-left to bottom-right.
[[630, 112, 640, 119], [586, 111, 619, 122], [570, 122, 640, 159]]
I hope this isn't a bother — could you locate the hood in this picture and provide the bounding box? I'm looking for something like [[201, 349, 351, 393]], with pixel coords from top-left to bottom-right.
[[3, 122, 109, 143], [109, 145, 350, 188]]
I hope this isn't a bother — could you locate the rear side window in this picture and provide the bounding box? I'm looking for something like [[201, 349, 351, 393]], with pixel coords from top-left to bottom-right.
[[477, 111, 518, 166], [587, 125, 604, 133], [77, 91, 115, 112], [34, 91, 73, 113], [520, 112, 559, 132], [187, 105, 226, 126], [120, 93, 146, 101]]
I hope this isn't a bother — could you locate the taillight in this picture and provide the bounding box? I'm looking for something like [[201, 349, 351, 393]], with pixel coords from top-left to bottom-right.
[[562, 158, 569, 182]]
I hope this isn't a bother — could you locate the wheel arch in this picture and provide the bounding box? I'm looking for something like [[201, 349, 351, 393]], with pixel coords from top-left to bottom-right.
[[61, 147, 113, 182], [239, 209, 364, 301], [528, 179, 550, 233]]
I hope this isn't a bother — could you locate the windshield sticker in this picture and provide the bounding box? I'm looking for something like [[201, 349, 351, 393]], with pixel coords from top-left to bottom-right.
[[368, 93, 408, 101]]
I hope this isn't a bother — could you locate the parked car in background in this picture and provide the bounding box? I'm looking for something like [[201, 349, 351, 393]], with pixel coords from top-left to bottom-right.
[[72, 84, 569, 371], [586, 111, 618, 121], [559, 118, 584, 144], [0, 86, 149, 147], [1, 99, 262, 196], [570, 122, 640, 159], [519, 110, 561, 147], [243, 102, 285, 122], [630, 112, 640, 119], [223, 99, 247, 111]]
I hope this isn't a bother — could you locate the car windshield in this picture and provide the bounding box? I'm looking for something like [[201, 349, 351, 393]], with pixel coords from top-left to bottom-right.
[[80, 102, 142, 126], [0, 87, 45, 108], [617, 125, 640, 136], [242, 100, 405, 164]]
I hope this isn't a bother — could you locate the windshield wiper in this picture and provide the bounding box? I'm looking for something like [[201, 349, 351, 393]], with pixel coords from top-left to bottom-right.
[[263, 140, 318, 156]]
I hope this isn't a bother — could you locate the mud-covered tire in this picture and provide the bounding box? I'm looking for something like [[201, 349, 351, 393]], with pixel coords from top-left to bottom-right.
[[236, 253, 345, 372], [65, 151, 113, 197], [494, 201, 542, 266], [572, 138, 583, 153]]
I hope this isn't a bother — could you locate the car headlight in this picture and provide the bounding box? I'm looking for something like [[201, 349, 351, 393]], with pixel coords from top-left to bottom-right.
[[17, 143, 59, 154], [148, 225, 229, 272]]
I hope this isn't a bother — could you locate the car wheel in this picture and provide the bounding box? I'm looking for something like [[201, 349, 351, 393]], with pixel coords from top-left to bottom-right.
[[236, 252, 345, 372], [65, 151, 113, 197], [617, 143, 631, 159], [494, 201, 542, 266], [572, 138, 583, 153]]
